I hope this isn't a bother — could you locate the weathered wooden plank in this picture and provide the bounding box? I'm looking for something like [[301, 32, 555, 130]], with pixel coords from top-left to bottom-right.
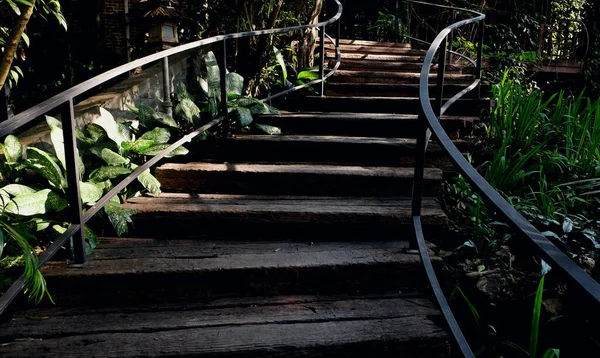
[[1, 296, 438, 340], [0, 318, 449, 357], [280, 96, 492, 117], [155, 163, 442, 196], [324, 44, 425, 55], [329, 70, 473, 85], [330, 59, 458, 73], [325, 83, 474, 99], [321, 39, 412, 48], [212, 134, 467, 167], [255, 112, 476, 138], [38, 241, 430, 305]]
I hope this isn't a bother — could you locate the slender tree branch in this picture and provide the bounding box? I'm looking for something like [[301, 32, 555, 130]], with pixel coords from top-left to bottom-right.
[[0, 0, 36, 89]]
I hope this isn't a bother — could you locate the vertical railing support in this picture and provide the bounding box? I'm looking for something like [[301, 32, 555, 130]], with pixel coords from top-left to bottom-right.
[[395, 0, 400, 43], [60, 99, 87, 266], [0, 85, 8, 122], [319, 24, 326, 97], [447, 10, 455, 65], [162, 57, 173, 116], [436, 36, 447, 117], [475, 18, 485, 100], [412, 110, 427, 218], [219, 38, 230, 137]]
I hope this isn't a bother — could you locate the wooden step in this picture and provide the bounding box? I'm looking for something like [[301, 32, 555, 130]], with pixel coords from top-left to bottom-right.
[[280, 96, 492, 116], [325, 83, 475, 98], [256, 112, 476, 138], [324, 44, 425, 55], [321, 38, 412, 48], [208, 135, 461, 167], [0, 294, 450, 357], [122, 194, 447, 238], [329, 70, 473, 85], [331, 59, 460, 73], [330, 52, 426, 62], [156, 163, 442, 196], [37, 239, 433, 304]]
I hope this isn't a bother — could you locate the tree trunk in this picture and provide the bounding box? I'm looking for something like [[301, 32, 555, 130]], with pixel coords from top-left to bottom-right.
[[0, 0, 36, 89], [298, 0, 323, 70]]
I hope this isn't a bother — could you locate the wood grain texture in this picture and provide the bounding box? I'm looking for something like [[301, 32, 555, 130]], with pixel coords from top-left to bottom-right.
[[155, 163, 442, 196], [0, 296, 449, 357], [329, 70, 473, 85]]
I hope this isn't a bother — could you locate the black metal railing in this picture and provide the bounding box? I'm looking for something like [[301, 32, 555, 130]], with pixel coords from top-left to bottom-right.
[[539, 18, 589, 63], [410, 1, 600, 357], [0, 0, 343, 316]]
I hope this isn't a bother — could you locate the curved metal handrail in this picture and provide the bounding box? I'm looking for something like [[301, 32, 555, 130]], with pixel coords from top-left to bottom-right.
[[413, 0, 600, 356], [0, 0, 343, 316]]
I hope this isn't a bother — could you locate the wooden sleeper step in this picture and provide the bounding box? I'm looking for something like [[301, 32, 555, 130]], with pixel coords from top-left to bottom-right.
[[156, 163, 443, 196], [0, 294, 450, 357], [255, 112, 476, 138], [38, 239, 432, 304], [121, 194, 447, 238], [206, 134, 466, 167]]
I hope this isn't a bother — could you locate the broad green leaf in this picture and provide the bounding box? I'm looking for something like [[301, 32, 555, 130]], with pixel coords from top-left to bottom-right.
[[21, 31, 29, 47], [91, 139, 120, 155], [89, 166, 132, 182], [137, 105, 155, 128], [121, 139, 155, 153], [93, 108, 122, 148], [298, 70, 319, 81], [95, 180, 113, 192], [152, 112, 179, 129], [273, 46, 287, 82], [140, 127, 171, 144], [76, 129, 95, 146], [136, 168, 161, 196], [141, 144, 189, 157], [85, 123, 108, 142], [104, 197, 136, 236], [205, 51, 221, 100], [46, 116, 66, 170], [255, 124, 282, 135], [175, 98, 200, 124], [226, 72, 244, 96], [5, 189, 67, 216], [3, 135, 23, 163], [235, 107, 253, 126], [1, 184, 36, 196], [117, 122, 133, 143], [199, 77, 209, 96], [32, 218, 50, 232], [91, 147, 129, 165], [7, 0, 21, 15], [84, 225, 98, 255], [80, 182, 103, 204], [26, 147, 67, 189]]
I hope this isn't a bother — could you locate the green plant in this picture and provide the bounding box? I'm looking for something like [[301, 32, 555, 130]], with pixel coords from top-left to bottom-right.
[[368, 10, 408, 43], [199, 51, 280, 134], [451, 276, 560, 357]]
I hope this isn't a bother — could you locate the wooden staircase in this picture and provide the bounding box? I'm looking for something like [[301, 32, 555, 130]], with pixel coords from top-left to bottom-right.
[[0, 39, 489, 357]]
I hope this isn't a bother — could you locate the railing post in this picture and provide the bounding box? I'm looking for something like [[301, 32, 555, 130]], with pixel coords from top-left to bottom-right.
[[60, 99, 87, 266], [436, 36, 447, 118], [412, 110, 427, 217], [219, 38, 230, 137], [447, 10, 455, 65], [395, 0, 400, 43], [475, 18, 485, 100], [162, 57, 173, 116], [319, 24, 326, 97], [0, 85, 8, 122]]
